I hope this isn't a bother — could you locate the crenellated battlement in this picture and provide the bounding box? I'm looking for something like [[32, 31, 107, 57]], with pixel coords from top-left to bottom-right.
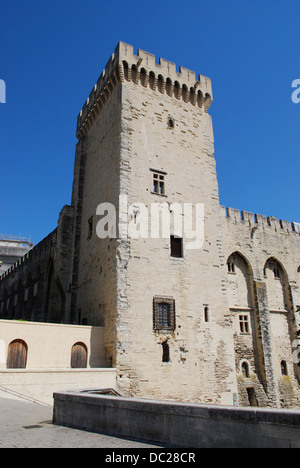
[[221, 206, 300, 235], [76, 41, 213, 139]]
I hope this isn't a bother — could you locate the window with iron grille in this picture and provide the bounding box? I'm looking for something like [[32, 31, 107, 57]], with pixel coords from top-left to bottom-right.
[[170, 236, 183, 258], [153, 297, 176, 331]]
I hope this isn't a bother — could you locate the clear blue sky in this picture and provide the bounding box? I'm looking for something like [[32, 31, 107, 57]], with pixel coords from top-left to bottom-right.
[[0, 0, 299, 245]]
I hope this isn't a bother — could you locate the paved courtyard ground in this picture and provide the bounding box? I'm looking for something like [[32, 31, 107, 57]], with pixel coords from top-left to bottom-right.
[[0, 391, 162, 448]]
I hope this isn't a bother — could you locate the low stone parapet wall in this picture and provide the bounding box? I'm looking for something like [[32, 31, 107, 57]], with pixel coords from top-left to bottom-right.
[[53, 391, 300, 448]]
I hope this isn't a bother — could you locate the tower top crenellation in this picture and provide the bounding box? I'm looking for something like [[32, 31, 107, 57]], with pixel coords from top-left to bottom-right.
[[76, 41, 213, 139]]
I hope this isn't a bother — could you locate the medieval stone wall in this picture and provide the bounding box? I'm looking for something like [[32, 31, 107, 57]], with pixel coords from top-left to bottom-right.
[[221, 207, 300, 407], [0, 205, 74, 324], [1, 42, 299, 409]]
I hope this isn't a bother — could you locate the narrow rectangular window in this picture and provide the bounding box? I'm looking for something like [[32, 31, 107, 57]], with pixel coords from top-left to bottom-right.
[[170, 236, 183, 258]]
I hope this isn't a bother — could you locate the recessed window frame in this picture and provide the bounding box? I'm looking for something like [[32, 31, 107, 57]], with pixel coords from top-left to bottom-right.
[[162, 341, 170, 363], [239, 314, 250, 334], [150, 168, 167, 197], [170, 235, 183, 258], [241, 361, 250, 378], [153, 297, 176, 332]]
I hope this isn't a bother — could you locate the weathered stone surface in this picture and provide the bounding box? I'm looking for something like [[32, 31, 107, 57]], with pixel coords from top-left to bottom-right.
[[1, 42, 299, 408]]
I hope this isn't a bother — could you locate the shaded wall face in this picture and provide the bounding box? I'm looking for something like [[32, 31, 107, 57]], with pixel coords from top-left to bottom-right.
[[0, 232, 58, 323], [222, 212, 300, 408], [0, 209, 74, 325], [75, 82, 123, 368]]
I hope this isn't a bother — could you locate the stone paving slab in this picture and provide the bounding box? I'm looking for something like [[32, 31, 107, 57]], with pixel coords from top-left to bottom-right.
[[0, 396, 162, 448]]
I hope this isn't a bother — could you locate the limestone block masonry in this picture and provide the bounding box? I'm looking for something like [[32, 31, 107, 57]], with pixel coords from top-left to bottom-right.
[[0, 42, 300, 409]]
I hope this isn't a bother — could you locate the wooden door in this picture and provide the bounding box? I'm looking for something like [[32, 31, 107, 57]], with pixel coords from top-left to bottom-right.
[[6, 340, 28, 369], [71, 342, 87, 368]]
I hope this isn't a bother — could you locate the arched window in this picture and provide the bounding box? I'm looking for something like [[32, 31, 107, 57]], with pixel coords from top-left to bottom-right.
[[7, 339, 28, 369], [71, 342, 88, 369], [263, 258, 288, 311], [226, 252, 253, 310], [241, 362, 250, 378], [162, 342, 170, 363], [281, 360, 288, 376]]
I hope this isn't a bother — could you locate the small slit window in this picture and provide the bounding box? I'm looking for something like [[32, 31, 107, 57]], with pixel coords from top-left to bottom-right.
[[204, 306, 210, 323]]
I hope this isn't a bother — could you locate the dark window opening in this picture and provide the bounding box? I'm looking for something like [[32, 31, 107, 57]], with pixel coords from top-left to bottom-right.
[[204, 306, 210, 323], [162, 342, 170, 363], [281, 360, 288, 376], [241, 362, 250, 378], [168, 118, 174, 128], [170, 236, 183, 258]]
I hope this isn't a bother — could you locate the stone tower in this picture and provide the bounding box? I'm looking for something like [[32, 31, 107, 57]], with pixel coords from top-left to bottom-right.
[[73, 42, 237, 404], [1, 42, 300, 408]]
